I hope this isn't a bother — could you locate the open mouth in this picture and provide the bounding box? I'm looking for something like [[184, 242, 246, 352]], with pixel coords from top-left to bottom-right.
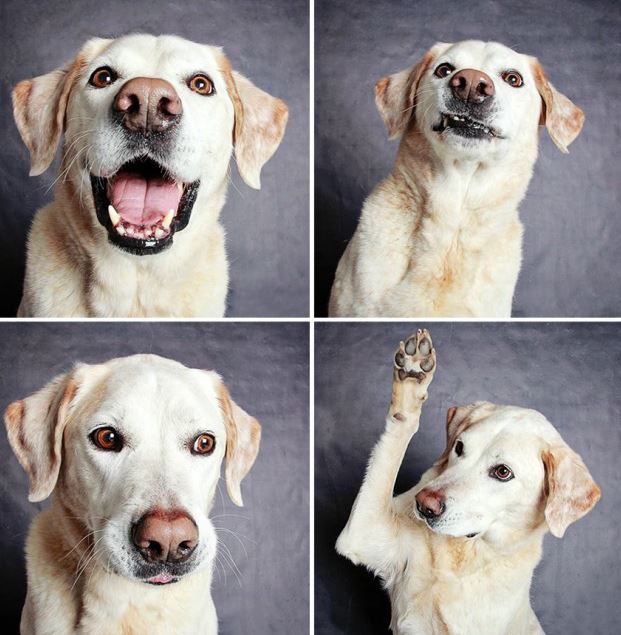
[[91, 156, 199, 256], [433, 113, 500, 140]]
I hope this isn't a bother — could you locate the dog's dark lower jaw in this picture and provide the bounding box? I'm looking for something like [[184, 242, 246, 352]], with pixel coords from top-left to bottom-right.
[[433, 112, 500, 140], [90, 170, 200, 257]]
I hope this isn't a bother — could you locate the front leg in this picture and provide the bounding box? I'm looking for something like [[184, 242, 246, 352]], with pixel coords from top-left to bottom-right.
[[336, 330, 436, 578]]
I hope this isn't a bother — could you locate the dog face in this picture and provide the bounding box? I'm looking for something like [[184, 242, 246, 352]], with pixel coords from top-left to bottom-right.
[[375, 40, 584, 161], [12, 34, 288, 256], [4, 354, 261, 586], [412, 403, 599, 543]]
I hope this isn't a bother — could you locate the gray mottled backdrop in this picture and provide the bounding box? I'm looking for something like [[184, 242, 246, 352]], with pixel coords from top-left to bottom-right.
[[0, 322, 309, 634], [315, 0, 621, 317], [0, 0, 309, 317], [315, 322, 621, 634]]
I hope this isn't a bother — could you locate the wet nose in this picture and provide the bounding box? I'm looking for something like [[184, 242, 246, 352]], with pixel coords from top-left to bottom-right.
[[415, 488, 446, 519], [450, 68, 495, 104], [113, 77, 183, 132], [131, 509, 198, 564]]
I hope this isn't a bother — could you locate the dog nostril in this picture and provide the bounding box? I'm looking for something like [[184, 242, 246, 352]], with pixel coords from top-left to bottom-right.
[[159, 96, 182, 119], [147, 540, 161, 555]]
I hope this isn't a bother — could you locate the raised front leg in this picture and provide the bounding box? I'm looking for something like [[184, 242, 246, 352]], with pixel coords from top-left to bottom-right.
[[336, 330, 436, 579]]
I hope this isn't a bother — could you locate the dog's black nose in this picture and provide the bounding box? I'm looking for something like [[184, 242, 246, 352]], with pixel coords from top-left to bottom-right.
[[113, 77, 183, 133], [415, 488, 446, 519], [132, 509, 198, 564], [450, 68, 495, 104]]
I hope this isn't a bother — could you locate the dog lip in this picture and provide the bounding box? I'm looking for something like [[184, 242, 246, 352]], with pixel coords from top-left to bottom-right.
[[432, 112, 501, 139]]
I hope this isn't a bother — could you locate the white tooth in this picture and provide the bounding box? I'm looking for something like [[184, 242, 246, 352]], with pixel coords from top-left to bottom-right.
[[126, 226, 134, 236], [155, 228, 165, 239], [108, 204, 120, 227], [162, 209, 174, 230], [177, 182, 184, 193], [116, 225, 126, 236]]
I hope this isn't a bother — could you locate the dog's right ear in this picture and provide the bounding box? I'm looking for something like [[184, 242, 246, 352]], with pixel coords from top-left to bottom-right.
[[375, 42, 450, 139], [542, 444, 601, 538], [12, 38, 110, 176], [214, 379, 261, 507], [436, 401, 494, 466], [4, 372, 79, 502]]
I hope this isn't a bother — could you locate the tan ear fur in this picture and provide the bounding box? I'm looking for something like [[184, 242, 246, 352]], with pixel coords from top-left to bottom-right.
[[531, 61, 584, 154], [12, 37, 110, 176], [542, 445, 600, 538], [435, 401, 496, 467], [4, 374, 79, 502], [375, 42, 449, 139], [216, 381, 261, 507], [435, 404, 474, 466], [217, 52, 288, 190]]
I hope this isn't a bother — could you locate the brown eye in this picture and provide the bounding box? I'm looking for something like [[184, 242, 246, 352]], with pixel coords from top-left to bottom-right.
[[192, 433, 216, 455], [188, 74, 214, 96], [490, 464, 514, 481], [90, 427, 123, 452], [502, 70, 523, 88], [89, 66, 118, 89], [434, 63, 455, 78]]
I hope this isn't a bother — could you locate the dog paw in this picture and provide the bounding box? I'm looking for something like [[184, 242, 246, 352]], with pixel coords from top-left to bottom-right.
[[389, 330, 436, 422], [394, 329, 436, 384]]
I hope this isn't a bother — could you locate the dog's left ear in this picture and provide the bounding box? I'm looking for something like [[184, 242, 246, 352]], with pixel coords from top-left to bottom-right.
[[12, 38, 111, 176], [217, 380, 261, 507], [4, 372, 80, 502], [531, 61, 585, 154], [227, 71, 288, 190], [375, 42, 450, 139], [542, 445, 600, 538]]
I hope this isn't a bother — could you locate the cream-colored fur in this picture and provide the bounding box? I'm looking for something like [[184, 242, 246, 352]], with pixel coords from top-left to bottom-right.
[[12, 34, 288, 317], [329, 41, 584, 317], [336, 330, 600, 634], [4, 354, 261, 634]]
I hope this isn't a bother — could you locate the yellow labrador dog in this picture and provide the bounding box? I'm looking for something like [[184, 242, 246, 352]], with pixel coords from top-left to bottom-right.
[[329, 41, 584, 317], [12, 34, 288, 317], [337, 330, 600, 634], [4, 354, 261, 635]]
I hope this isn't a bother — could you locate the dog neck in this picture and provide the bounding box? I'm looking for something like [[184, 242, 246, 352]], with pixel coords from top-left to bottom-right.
[[393, 127, 538, 233], [422, 519, 546, 581]]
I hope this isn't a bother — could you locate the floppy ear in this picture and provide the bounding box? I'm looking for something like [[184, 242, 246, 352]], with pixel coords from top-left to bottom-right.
[[12, 38, 110, 176], [435, 404, 474, 466], [375, 42, 449, 139], [4, 372, 79, 502], [542, 445, 600, 538], [436, 401, 496, 466], [531, 61, 584, 154], [226, 71, 288, 190], [217, 381, 261, 507]]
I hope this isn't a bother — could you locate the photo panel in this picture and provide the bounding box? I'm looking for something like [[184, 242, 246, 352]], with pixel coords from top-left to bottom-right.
[[315, 0, 620, 317], [0, 0, 309, 318], [315, 321, 620, 633], [0, 321, 309, 633]]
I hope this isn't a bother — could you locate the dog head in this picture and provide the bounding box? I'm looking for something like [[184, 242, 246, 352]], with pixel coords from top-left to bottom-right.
[[375, 40, 584, 161], [412, 402, 600, 544], [4, 354, 261, 585], [12, 34, 288, 256]]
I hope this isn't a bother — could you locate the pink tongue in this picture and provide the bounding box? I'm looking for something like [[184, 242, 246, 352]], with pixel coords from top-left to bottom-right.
[[110, 172, 182, 226], [148, 572, 174, 584]]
